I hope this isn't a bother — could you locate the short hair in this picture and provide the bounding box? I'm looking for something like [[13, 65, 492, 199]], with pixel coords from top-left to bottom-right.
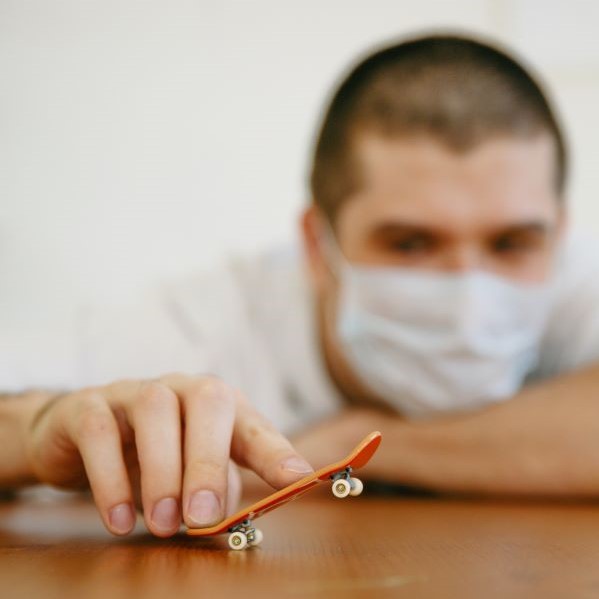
[[309, 33, 567, 221]]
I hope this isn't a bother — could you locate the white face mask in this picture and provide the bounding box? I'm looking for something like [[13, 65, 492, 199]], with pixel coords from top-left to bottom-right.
[[328, 239, 553, 418]]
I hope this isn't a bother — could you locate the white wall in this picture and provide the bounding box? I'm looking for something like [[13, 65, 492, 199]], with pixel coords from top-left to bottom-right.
[[1, 0, 598, 330]]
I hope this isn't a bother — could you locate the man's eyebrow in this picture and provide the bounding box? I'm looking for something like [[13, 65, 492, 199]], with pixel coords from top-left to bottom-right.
[[369, 221, 552, 236], [492, 221, 551, 236], [370, 222, 439, 236]]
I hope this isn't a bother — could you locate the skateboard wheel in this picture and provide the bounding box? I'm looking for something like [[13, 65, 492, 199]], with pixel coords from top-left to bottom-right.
[[249, 528, 263, 546], [349, 477, 363, 496], [332, 478, 351, 498], [228, 531, 248, 550]]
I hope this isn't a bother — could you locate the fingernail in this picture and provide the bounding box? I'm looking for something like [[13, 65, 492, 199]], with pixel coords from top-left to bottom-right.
[[109, 502, 135, 535], [188, 490, 221, 526], [281, 456, 314, 475], [151, 497, 179, 533]]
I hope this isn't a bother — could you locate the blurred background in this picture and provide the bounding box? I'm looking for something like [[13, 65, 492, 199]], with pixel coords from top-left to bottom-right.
[[1, 0, 598, 335]]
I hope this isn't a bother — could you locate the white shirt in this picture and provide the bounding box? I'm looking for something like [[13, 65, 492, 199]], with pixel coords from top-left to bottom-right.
[[2, 231, 599, 434]]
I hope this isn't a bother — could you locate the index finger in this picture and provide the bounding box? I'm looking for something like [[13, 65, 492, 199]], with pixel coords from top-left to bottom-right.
[[230, 390, 314, 489]]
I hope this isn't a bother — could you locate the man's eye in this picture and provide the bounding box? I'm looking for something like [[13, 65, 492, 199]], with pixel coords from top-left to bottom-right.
[[390, 237, 431, 253], [492, 236, 539, 253]]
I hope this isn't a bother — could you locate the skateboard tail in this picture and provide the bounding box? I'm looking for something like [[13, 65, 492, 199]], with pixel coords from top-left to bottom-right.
[[347, 431, 382, 469]]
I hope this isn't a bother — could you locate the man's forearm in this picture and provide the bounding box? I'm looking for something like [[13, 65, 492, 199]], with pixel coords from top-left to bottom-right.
[[0, 391, 50, 487], [368, 363, 599, 497]]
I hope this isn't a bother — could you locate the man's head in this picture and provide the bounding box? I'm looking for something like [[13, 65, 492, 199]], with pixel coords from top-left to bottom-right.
[[302, 34, 566, 286], [300, 33, 568, 405]]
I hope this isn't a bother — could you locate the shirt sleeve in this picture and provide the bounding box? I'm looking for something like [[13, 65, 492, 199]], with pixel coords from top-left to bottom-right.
[[0, 315, 82, 393], [75, 264, 299, 431], [0, 251, 334, 435], [533, 231, 599, 378], [77, 269, 245, 387]]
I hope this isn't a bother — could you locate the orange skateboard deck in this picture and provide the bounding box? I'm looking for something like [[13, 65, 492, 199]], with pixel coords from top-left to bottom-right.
[[186, 430, 382, 549]]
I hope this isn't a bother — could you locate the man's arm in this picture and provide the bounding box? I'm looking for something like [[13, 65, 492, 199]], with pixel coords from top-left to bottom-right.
[[293, 363, 599, 497], [0, 391, 50, 487]]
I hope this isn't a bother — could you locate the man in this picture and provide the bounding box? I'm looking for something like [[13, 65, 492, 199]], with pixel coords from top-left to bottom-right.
[[3, 33, 599, 539]]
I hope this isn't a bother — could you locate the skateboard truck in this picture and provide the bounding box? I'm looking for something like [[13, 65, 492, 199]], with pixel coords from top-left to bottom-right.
[[330, 466, 364, 499], [227, 519, 264, 551]]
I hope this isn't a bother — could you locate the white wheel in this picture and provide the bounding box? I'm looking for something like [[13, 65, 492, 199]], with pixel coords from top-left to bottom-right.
[[349, 477, 363, 497], [228, 531, 248, 550], [249, 528, 263, 546], [332, 478, 351, 498]]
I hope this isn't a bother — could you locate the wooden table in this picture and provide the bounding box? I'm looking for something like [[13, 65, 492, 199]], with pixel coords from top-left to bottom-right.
[[2, 489, 599, 598]]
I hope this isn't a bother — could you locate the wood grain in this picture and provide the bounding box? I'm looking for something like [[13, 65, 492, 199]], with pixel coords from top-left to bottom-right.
[[2, 490, 599, 598]]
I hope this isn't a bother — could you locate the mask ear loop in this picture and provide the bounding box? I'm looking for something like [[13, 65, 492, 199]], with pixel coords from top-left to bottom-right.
[[317, 218, 348, 281], [316, 219, 352, 348]]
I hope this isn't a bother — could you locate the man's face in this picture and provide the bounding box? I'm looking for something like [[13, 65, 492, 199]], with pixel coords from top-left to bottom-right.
[[302, 131, 565, 403], [305, 132, 564, 286]]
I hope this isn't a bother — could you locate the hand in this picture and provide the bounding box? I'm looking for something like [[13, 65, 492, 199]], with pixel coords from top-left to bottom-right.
[[292, 408, 387, 469], [25, 373, 314, 537]]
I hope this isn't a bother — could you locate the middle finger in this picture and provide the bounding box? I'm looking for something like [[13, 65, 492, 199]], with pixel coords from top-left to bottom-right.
[[178, 377, 236, 528], [129, 381, 183, 537]]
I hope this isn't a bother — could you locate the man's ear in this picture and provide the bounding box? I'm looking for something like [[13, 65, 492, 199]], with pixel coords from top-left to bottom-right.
[[299, 205, 331, 291]]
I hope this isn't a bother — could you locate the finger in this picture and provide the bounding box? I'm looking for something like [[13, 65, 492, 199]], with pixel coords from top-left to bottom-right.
[[226, 460, 242, 516], [230, 390, 314, 489], [129, 381, 182, 537], [178, 377, 236, 528], [66, 390, 135, 536]]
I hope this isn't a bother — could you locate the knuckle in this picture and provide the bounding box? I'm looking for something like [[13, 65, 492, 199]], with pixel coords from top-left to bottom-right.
[[76, 388, 105, 413], [186, 456, 226, 483], [182, 375, 236, 409], [74, 394, 114, 439], [232, 387, 248, 405], [137, 381, 178, 412], [159, 371, 190, 386], [110, 377, 139, 390], [198, 377, 234, 404]]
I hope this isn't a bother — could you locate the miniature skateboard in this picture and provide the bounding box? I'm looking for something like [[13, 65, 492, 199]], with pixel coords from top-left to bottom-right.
[[186, 430, 382, 550]]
